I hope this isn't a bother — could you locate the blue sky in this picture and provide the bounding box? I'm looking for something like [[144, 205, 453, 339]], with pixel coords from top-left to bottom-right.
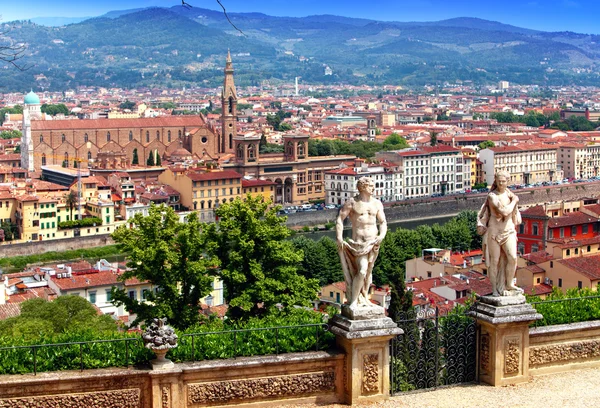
[[2, 0, 600, 34]]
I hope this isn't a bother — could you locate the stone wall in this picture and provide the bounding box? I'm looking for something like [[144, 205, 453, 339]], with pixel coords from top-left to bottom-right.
[[0, 351, 344, 408], [529, 320, 600, 375], [286, 182, 600, 227], [0, 234, 114, 257]]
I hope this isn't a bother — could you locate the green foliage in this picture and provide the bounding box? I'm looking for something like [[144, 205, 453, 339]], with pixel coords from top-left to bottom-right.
[[473, 182, 488, 190], [383, 133, 409, 150], [40, 104, 70, 116], [528, 287, 600, 327], [0, 245, 124, 271], [291, 236, 343, 286], [0, 220, 17, 241], [260, 143, 284, 154], [0, 130, 22, 139], [204, 196, 320, 320], [132, 148, 139, 165], [478, 140, 495, 150], [237, 103, 253, 111], [119, 100, 136, 110], [158, 102, 177, 110], [110, 205, 216, 330], [372, 210, 480, 285], [550, 115, 596, 132], [156, 153, 162, 166], [58, 217, 102, 229], [0, 308, 332, 375], [0, 105, 23, 125], [171, 308, 333, 362], [146, 151, 155, 166], [266, 110, 292, 131]]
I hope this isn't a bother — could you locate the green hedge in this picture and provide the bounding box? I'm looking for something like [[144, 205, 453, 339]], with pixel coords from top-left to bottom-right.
[[0, 309, 334, 374], [58, 217, 103, 229], [0, 245, 124, 271], [528, 287, 600, 327]]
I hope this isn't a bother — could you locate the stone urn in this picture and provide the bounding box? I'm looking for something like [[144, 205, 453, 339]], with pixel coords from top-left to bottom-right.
[[142, 317, 178, 370]]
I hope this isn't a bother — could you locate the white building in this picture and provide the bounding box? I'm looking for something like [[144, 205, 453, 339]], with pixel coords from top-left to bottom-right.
[[479, 145, 560, 185], [559, 143, 600, 180]]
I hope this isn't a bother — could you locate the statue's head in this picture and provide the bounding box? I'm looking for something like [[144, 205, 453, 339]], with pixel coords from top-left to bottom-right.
[[357, 176, 374, 192], [495, 169, 510, 181]]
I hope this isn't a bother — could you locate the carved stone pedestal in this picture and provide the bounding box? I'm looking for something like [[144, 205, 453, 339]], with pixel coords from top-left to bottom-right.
[[470, 295, 542, 387], [330, 306, 403, 405]]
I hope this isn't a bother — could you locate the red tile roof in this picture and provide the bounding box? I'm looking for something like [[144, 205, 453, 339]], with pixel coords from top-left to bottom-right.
[[186, 170, 242, 181], [558, 254, 600, 281], [0, 303, 21, 320], [51, 270, 119, 291], [548, 212, 598, 228], [31, 116, 205, 131], [241, 179, 276, 187], [522, 251, 555, 264], [521, 205, 548, 217]]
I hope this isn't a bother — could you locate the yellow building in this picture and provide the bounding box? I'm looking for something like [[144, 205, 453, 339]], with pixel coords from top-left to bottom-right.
[[38, 196, 59, 241], [159, 168, 243, 222], [241, 179, 276, 203], [15, 194, 41, 241], [462, 149, 478, 187]]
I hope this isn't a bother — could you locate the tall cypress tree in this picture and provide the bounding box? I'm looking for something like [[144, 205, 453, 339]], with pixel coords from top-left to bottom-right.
[[132, 148, 139, 165], [147, 151, 155, 166]]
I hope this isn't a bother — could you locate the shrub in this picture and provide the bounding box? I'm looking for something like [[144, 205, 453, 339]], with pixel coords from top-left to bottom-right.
[[58, 217, 102, 230]]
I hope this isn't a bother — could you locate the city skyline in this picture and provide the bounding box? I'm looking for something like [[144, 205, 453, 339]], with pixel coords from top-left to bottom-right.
[[3, 0, 600, 35]]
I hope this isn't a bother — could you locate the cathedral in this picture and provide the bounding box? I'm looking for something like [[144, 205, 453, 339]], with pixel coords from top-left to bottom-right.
[[21, 51, 239, 172]]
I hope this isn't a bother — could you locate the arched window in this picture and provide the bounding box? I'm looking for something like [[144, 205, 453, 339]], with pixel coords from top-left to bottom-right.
[[193, 202, 197, 210], [84, 133, 88, 143], [64, 152, 69, 167], [208, 200, 212, 209], [146, 131, 150, 143], [41, 154, 46, 166], [228, 96, 234, 114], [298, 142, 305, 156], [39, 135, 43, 143], [167, 131, 171, 142], [201, 201, 205, 210], [107, 132, 111, 142], [343, 183, 348, 190], [156, 130, 160, 140], [237, 144, 243, 159], [87, 151, 92, 160], [248, 144, 256, 161], [178, 130, 182, 138], [61, 134, 66, 143], [229, 134, 233, 150], [129, 131, 133, 141]]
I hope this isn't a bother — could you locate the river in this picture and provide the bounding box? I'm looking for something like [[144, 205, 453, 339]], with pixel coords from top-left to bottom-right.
[[296, 214, 457, 241]]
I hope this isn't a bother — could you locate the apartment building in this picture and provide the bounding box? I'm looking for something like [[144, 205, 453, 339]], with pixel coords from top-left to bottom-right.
[[479, 145, 560, 186], [559, 143, 600, 180], [158, 168, 243, 222]]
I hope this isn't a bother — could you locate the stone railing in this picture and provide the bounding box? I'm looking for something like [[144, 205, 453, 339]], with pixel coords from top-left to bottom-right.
[[529, 320, 600, 375]]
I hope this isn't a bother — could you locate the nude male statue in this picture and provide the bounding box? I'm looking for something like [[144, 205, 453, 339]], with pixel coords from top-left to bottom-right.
[[477, 169, 524, 297], [336, 177, 387, 308]]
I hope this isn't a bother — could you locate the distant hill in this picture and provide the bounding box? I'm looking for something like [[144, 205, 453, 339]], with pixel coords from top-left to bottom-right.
[[30, 17, 92, 27], [2, 6, 600, 92]]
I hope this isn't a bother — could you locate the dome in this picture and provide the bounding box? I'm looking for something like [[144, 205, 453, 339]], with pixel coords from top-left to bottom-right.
[[24, 91, 40, 105]]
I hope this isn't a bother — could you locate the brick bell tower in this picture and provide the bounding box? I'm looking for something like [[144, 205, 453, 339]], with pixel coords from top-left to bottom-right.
[[221, 50, 238, 154]]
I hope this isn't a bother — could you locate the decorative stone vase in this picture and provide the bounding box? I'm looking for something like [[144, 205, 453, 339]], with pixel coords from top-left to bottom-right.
[[142, 317, 178, 370]]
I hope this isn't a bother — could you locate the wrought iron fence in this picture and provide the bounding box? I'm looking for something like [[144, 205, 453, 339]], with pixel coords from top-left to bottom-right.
[[0, 323, 332, 375], [173, 323, 331, 362], [390, 307, 477, 394], [529, 295, 600, 327], [0, 337, 144, 375]]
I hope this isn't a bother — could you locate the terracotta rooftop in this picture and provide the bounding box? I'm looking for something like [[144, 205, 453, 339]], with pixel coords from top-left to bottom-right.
[[0, 303, 21, 320], [548, 212, 598, 228], [186, 170, 242, 181], [557, 254, 600, 281], [31, 116, 205, 131]]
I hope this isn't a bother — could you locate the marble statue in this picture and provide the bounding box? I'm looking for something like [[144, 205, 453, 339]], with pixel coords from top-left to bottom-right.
[[336, 177, 387, 309], [477, 169, 524, 297]]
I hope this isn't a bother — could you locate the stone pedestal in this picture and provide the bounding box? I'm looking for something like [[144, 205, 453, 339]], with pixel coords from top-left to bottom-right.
[[330, 305, 403, 405], [150, 348, 175, 370], [470, 295, 542, 387]]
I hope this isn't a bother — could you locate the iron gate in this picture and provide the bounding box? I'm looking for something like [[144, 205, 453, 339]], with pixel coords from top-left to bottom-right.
[[390, 306, 478, 394]]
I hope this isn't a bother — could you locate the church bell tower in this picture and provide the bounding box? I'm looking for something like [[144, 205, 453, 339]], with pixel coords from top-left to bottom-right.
[[221, 50, 238, 154]]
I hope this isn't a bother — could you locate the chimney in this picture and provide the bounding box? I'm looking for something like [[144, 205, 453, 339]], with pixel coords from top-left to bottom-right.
[[0, 275, 6, 305]]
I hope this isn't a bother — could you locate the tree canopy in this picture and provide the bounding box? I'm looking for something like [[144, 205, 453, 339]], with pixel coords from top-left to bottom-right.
[[0, 129, 21, 139], [0, 296, 118, 340], [110, 205, 216, 330], [203, 196, 320, 320], [383, 133, 409, 150], [41, 104, 70, 116]]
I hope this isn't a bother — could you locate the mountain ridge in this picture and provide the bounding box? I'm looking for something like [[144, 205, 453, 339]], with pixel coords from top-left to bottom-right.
[[2, 7, 599, 92]]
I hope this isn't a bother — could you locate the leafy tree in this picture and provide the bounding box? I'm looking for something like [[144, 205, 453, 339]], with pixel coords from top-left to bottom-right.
[[13, 145, 20, 153], [383, 133, 409, 150], [110, 205, 216, 330], [147, 151, 155, 166], [0, 129, 21, 139], [387, 268, 413, 321], [132, 148, 139, 165], [478, 140, 495, 150], [119, 100, 136, 110], [0, 105, 23, 125], [0, 220, 17, 241], [0, 296, 118, 340], [64, 190, 77, 221], [292, 236, 343, 286], [204, 196, 320, 320], [429, 131, 438, 146], [279, 122, 293, 131], [473, 182, 488, 190], [41, 104, 69, 116], [159, 102, 177, 110]]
